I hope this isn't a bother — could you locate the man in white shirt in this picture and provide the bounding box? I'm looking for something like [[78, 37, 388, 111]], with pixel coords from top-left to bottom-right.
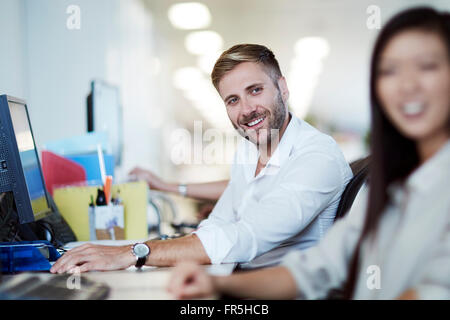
[[50, 44, 352, 273], [195, 111, 352, 269]]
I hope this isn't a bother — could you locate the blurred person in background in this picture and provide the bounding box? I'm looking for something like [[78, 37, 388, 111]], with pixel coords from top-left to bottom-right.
[[168, 7, 450, 300]]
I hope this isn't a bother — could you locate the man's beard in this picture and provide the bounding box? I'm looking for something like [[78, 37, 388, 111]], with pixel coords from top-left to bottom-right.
[[232, 91, 287, 146]]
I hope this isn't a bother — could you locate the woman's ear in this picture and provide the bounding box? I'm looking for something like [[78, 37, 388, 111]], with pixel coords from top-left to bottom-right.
[[278, 76, 289, 103]]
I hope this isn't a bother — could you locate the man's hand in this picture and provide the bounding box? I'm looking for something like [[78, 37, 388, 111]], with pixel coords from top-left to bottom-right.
[[167, 262, 217, 299], [129, 167, 170, 191], [50, 243, 136, 274]]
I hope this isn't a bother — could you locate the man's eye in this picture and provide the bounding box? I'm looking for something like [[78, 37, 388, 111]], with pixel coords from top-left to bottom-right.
[[252, 87, 262, 94], [228, 98, 238, 105]]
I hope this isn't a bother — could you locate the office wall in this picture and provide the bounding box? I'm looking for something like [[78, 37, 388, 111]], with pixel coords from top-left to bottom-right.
[[0, 0, 28, 98], [0, 0, 169, 177]]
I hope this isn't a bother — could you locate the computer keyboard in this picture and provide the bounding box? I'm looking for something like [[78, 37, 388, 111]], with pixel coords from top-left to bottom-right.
[[0, 273, 110, 300]]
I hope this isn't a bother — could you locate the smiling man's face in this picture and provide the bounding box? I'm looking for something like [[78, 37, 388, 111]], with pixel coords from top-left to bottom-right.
[[218, 62, 289, 147]]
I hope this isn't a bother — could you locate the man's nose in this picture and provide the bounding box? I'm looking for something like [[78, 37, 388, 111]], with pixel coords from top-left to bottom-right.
[[241, 96, 257, 116]]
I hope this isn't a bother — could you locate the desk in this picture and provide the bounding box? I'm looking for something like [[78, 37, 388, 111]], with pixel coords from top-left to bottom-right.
[[60, 240, 236, 300], [73, 267, 183, 300], [1, 240, 235, 300], [76, 264, 235, 300]]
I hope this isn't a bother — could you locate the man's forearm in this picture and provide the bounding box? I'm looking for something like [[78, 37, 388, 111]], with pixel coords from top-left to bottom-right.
[[144, 234, 211, 267], [212, 266, 298, 300], [162, 180, 229, 201]]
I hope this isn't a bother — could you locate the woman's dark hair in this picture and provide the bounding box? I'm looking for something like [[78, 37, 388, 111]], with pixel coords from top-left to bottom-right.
[[344, 7, 450, 298]]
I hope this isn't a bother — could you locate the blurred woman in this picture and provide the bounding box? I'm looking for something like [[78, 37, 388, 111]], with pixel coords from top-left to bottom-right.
[[167, 7, 450, 300]]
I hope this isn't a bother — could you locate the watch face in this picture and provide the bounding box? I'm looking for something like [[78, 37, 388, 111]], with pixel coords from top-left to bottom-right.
[[133, 243, 150, 258]]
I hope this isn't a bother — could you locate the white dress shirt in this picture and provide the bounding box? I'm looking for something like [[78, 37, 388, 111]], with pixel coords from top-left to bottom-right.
[[193, 114, 353, 267], [281, 140, 450, 299]]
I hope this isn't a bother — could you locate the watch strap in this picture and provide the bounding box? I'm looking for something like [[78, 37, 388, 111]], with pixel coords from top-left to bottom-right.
[[136, 256, 146, 268]]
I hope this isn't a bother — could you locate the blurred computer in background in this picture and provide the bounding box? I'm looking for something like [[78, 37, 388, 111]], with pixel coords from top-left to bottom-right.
[[87, 80, 123, 167]]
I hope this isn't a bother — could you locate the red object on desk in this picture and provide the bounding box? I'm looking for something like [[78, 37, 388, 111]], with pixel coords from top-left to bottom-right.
[[41, 150, 87, 196]]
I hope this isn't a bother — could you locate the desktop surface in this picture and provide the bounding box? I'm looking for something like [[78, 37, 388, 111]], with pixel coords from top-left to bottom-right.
[[0, 240, 235, 300]]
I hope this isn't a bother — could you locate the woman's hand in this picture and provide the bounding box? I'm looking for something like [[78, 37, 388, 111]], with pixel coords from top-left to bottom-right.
[[129, 167, 170, 191], [167, 262, 217, 299]]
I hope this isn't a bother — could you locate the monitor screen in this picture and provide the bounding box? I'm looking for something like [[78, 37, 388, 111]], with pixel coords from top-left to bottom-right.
[[8, 102, 50, 218]]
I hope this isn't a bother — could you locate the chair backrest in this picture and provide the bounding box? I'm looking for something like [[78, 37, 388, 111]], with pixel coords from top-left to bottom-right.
[[334, 156, 370, 221]]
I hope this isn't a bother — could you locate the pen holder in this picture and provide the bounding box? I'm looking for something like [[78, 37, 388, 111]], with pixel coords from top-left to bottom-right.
[[88, 204, 125, 240]]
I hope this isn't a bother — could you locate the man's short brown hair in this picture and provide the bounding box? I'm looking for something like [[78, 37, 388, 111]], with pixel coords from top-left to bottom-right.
[[211, 44, 283, 91]]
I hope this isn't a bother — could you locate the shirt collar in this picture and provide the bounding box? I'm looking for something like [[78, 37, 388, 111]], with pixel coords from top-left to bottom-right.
[[388, 139, 450, 200], [406, 139, 450, 192], [241, 112, 299, 180], [265, 112, 298, 168]]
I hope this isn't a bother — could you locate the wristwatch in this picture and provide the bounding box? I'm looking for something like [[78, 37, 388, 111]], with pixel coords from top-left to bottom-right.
[[132, 243, 151, 268]]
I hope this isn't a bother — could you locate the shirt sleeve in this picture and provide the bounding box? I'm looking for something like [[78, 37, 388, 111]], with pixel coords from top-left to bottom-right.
[[195, 152, 350, 264], [414, 219, 450, 300], [197, 181, 236, 227], [281, 185, 368, 299], [192, 182, 238, 263]]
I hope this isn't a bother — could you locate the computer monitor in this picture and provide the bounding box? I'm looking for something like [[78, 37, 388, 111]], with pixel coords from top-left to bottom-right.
[[0, 95, 52, 224], [87, 80, 123, 166]]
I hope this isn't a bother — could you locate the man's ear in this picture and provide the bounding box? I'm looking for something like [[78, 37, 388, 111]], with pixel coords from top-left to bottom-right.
[[277, 76, 289, 103]]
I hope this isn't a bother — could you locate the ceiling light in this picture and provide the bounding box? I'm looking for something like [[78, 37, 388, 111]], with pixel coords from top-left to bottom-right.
[[185, 31, 223, 55], [168, 2, 211, 30]]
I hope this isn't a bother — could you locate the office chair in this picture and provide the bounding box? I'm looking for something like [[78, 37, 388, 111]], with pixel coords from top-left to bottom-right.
[[147, 190, 191, 239], [334, 156, 370, 221], [321, 156, 370, 300]]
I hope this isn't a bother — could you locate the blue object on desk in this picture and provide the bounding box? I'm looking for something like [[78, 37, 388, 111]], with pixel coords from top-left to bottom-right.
[[0, 241, 61, 273], [66, 154, 114, 185], [43, 132, 109, 156]]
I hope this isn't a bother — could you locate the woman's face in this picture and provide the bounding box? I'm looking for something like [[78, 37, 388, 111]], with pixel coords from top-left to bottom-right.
[[376, 29, 450, 144]]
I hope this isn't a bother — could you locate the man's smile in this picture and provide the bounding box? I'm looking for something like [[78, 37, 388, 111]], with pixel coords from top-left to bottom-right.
[[241, 115, 267, 130]]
